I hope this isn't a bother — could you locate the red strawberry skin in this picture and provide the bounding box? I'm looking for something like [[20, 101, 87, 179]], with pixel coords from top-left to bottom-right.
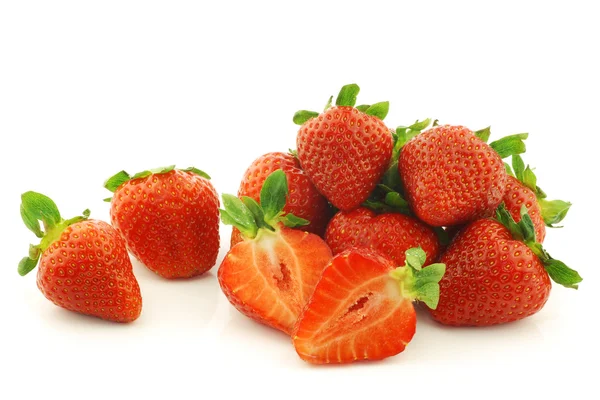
[[110, 169, 220, 279], [296, 106, 393, 211], [399, 125, 508, 227], [293, 248, 416, 364], [231, 152, 330, 247], [429, 219, 551, 326], [218, 228, 332, 334], [36, 220, 142, 322], [325, 207, 440, 265], [503, 176, 546, 243]]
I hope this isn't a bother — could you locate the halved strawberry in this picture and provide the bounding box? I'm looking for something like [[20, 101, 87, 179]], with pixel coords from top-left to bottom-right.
[[293, 247, 445, 364], [218, 170, 332, 335]]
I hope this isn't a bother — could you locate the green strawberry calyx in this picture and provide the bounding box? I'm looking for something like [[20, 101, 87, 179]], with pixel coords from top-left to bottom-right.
[[219, 169, 309, 240], [389, 247, 446, 309], [103, 165, 211, 202], [504, 155, 571, 227], [362, 118, 432, 214], [18, 191, 91, 276], [292, 83, 389, 125], [495, 204, 582, 289], [476, 126, 528, 159]]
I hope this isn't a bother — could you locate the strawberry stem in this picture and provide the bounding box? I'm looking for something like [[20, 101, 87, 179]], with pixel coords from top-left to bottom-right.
[[510, 155, 572, 227], [104, 166, 211, 200], [495, 204, 582, 289], [18, 192, 90, 276], [389, 247, 446, 309], [219, 170, 308, 241]]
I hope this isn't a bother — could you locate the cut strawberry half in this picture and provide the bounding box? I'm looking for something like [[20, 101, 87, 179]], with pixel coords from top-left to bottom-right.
[[293, 247, 445, 364], [218, 170, 332, 335]]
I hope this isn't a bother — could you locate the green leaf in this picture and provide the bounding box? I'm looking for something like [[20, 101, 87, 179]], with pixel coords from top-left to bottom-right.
[[385, 192, 409, 210], [504, 162, 515, 177], [405, 247, 426, 271], [408, 118, 431, 131], [381, 161, 403, 191], [355, 104, 370, 112], [543, 258, 582, 289], [220, 194, 258, 238], [104, 170, 131, 193], [495, 204, 524, 241], [293, 110, 319, 125], [241, 197, 267, 229], [432, 119, 440, 127], [281, 213, 309, 228], [335, 83, 360, 107], [489, 133, 528, 159], [103, 197, 113, 203], [538, 199, 572, 226], [519, 206, 537, 243], [362, 199, 391, 212], [288, 149, 298, 158], [180, 167, 211, 180], [260, 170, 288, 222], [522, 166, 537, 191], [21, 191, 62, 231], [28, 244, 41, 260], [324, 96, 333, 111], [412, 263, 446, 309], [535, 186, 547, 199], [131, 165, 176, 180], [512, 155, 525, 181], [18, 256, 39, 277], [20, 203, 43, 238], [474, 126, 491, 143], [364, 101, 389, 120]]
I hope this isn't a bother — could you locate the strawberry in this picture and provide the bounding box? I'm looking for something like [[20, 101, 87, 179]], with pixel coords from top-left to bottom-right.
[[104, 166, 219, 279], [218, 170, 332, 334], [398, 125, 528, 227], [18, 192, 142, 322], [428, 205, 582, 326], [230, 151, 331, 248], [294, 84, 393, 211], [293, 247, 445, 364], [325, 207, 440, 265], [502, 154, 572, 243]]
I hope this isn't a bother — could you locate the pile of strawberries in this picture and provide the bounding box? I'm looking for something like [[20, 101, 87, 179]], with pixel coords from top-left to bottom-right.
[[19, 84, 581, 365]]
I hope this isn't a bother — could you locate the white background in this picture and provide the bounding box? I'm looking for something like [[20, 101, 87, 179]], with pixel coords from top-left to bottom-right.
[[1, 1, 598, 399]]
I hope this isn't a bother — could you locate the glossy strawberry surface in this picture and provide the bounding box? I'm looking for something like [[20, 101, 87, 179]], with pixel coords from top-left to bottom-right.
[[110, 169, 220, 279], [37, 220, 142, 322]]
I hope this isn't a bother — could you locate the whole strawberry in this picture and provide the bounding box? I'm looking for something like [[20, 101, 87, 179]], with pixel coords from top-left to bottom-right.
[[294, 84, 393, 211], [399, 125, 509, 226], [219, 170, 332, 335], [428, 205, 582, 326], [18, 192, 142, 322], [293, 247, 445, 364], [230, 151, 330, 247], [104, 166, 219, 279], [503, 154, 572, 243], [325, 207, 440, 265]]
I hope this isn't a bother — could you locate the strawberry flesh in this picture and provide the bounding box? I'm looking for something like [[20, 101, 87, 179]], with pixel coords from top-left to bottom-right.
[[218, 227, 332, 334], [293, 248, 417, 364]]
